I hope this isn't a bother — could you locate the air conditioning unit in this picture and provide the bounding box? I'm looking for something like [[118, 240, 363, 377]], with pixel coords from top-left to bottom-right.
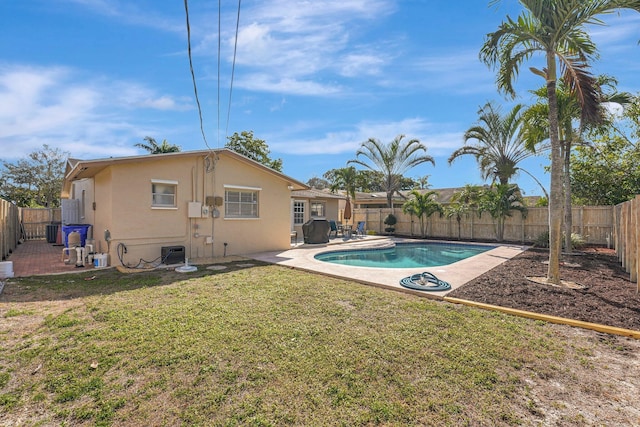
[[161, 246, 185, 264]]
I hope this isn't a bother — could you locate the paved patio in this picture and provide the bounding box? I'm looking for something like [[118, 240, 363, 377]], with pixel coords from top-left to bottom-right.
[[249, 237, 527, 298], [4, 240, 89, 277]]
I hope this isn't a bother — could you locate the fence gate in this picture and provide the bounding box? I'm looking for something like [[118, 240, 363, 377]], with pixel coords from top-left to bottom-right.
[[20, 208, 61, 240]]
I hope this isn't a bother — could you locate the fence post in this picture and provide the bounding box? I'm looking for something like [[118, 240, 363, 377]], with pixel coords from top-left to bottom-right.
[[636, 196, 640, 290], [631, 197, 638, 283]]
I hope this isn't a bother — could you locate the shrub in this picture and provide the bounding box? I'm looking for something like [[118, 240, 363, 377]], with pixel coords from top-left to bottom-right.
[[533, 231, 549, 248], [384, 214, 397, 233], [532, 231, 587, 250], [383, 214, 397, 226]]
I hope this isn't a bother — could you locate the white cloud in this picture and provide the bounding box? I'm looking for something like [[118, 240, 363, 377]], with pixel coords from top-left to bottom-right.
[[235, 73, 342, 96], [212, 0, 396, 95], [62, 0, 184, 33], [269, 117, 464, 156], [589, 13, 640, 47], [0, 64, 190, 160]]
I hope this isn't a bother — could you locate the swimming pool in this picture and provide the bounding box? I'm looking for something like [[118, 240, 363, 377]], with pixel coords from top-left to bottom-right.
[[314, 242, 496, 268]]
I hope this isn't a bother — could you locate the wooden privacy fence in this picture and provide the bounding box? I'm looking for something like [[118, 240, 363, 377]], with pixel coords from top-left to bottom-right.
[[20, 208, 61, 240], [614, 196, 640, 287], [351, 205, 615, 246], [1, 198, 20, 260]]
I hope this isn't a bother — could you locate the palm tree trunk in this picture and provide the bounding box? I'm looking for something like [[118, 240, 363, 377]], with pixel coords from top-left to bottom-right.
[[563, 141, 573, 253], [387, 191, 394, 214], [546, 66, 563, 285]]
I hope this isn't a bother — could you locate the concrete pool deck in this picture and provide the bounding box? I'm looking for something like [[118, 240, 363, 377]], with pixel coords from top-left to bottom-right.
[[248, 237, 528, 299]]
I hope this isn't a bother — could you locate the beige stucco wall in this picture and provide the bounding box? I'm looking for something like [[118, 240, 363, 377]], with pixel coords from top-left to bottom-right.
[[70, 152, 295, 266], [291, 197, 342, 238]]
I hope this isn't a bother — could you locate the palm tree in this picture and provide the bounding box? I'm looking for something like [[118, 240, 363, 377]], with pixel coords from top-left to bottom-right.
[[444, 202, 470, 240], [449, 102, 540, 186], [135, 136, 181, 154], [480, 0, 640, 285], [348, 135, 435, 211], [324, 166, 358, 202], [445, 185, 484, 240], [401, 190, 443, 238], [523, 76, 631, 252], [478, 184, 527, 242], [325, 166, 359, 224]]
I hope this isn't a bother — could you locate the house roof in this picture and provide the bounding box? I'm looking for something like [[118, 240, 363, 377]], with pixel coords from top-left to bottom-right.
[[354, 186, 540, 206], [355, 187, 465, 204], [62, 148, 309, 198], [291, 188, 346, 200]]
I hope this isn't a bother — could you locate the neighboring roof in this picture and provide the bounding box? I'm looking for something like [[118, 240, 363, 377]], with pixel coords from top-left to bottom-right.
[[291, 188, 346, 200], [62, 148, 309, 198], [355, 187, 490, 205]]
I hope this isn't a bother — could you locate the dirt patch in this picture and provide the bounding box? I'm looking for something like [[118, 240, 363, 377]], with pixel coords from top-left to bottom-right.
[[449, 247, 640, 425], [448, 247, 640, 332]]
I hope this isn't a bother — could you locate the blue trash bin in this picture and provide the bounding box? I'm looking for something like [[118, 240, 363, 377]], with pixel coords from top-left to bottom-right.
[[62, 224, 92, 247]]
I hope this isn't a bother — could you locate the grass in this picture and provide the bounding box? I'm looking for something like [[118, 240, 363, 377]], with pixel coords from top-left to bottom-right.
[[0, 261, 580, 425]]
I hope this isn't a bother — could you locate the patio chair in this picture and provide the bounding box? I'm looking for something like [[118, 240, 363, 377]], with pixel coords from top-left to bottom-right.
[[354, 221, 366, 236], [328, 220, 341, 238]]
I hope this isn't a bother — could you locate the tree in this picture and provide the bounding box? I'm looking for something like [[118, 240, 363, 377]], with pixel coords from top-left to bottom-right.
[[324, 166, 358, 202], [306, 176, 330, 189], [523, 76, 629, 251], [449, 102, 538, 185], [225, 131, 282, 172], [401, 190, 443, 238], [480, 0, 640, 285], [571, 136, 640, 205], [348, 134, 435, 211], [135, 136, 181, 154], [415, 175, 431, 189], [444, 202, 469, 240], [446, 185, 483, 240], [0, 144, 68, 207], [478, 184, 527, 242]]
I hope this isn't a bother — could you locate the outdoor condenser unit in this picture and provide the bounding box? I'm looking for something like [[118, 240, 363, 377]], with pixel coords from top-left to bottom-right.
[[161, 246, 185, 264]]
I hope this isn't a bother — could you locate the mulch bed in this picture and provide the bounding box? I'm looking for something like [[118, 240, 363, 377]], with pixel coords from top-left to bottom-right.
[[447, 247, 640, 332]]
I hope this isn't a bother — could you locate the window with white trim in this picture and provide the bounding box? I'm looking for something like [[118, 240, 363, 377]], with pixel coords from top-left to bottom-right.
[[225, 188, 259, 218], [310, 201, 325, 218], [293, 201, 304, 225], [151, 180, 177, 208]]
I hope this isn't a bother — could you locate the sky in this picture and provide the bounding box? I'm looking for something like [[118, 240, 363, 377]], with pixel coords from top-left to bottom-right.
[[2, 0, 639, 196]]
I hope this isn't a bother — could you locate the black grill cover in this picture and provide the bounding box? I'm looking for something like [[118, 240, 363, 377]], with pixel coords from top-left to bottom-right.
[[302, 219, 330, 244]]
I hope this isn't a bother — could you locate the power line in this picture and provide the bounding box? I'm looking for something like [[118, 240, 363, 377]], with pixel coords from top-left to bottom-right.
[[226, 0, 242, 137], [183, 0, 210, 150], [184, 0, 242, 150], [217, 0, 221, 147]]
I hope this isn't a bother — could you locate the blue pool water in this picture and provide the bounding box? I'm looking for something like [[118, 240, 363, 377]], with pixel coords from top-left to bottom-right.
[[315, 242, 495, 268]]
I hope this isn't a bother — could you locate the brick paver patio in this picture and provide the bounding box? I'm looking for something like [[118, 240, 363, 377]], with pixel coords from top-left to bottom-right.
[[6, 240, 90, 277]]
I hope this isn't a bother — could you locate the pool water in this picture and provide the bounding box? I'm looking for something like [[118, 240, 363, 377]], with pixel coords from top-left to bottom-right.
[[315, 242, 495, 268]]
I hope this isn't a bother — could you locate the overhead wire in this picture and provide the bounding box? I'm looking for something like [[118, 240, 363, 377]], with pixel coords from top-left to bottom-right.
[[183, 0, 210, 150], [217, 0, 221, 146], [183, 0, 242, 147], [226, 0, 242, 137]]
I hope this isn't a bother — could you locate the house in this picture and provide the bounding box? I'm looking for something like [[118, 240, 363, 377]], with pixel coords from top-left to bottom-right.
[[61, 149, 307, 266], [354, 186, 540, 209], [353, 188, 465, 209], [290, 188, 347, 238]]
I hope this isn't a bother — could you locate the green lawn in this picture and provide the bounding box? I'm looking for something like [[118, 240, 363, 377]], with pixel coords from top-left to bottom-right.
[[0, 262, 591, 425]]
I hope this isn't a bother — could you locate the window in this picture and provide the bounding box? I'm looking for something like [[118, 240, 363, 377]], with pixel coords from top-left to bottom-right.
[[225, 188, 259, 218], [293, 201, 304, 225], [310, 201, 325, 218], [151, 180, 177, 208]]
